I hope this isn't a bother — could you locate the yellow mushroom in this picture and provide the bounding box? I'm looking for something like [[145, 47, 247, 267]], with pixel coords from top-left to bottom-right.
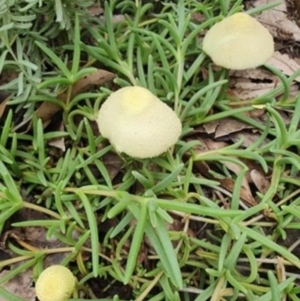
[[203, 12, 274, 70], [35, 265, 76, 301], [97, 86, 182, 158]]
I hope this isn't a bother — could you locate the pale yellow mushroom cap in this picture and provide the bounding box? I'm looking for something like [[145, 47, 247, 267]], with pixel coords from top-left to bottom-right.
[[203, 12, 274, 70], [35, 265, 76, 301], [97, 86, 182, 158]]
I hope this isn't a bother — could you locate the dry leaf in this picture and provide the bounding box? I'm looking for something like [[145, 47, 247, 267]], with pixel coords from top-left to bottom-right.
[[0, 269, 35, 301], [99, 15, 125, 24], [4, 207, 73, 267], [215, 118, 252, 138], [252, 0, 300, 40], [204, 138, 227, 150], [220, 178, 257, 206], [230, 132, 271, 148], [35, 69, 115, 125], [202, 120, 219, 134], [193, 138, 257, 206], [102, 152, 124, 181], [229, 79, 276, 100], [220, 160, 256, 205], [250, 169, 270, 194], [0, 96, 8, 119], [295, 0, 300, 17], [191, 12, 206, 23], [229, 67, 277, 100], [48, 122, 66, 151], [202, 116, 254, 138], [0, 71, 18, 85], [71, 69, 115, 96], [267, 51, 300, 82], [88, 4, 103, 16], [230, 68, 275, 81], [0, 72, 16, 120], [48, 137, 66, 151]]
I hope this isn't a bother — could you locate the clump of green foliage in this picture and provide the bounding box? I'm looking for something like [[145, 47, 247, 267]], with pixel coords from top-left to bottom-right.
[[1, 0, 300, 300]]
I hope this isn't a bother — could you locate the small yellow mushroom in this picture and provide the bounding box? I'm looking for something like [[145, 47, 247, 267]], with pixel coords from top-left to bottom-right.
[[97, 86, 182, 158], [203, 12, 274, 70], [35, 265, 76, 301]]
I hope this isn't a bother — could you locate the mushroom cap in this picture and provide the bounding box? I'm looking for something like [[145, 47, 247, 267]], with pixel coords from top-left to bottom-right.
[[97, 86, 182, 158], [35, 265, 76, 301], [203, 12, 274, 70]]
